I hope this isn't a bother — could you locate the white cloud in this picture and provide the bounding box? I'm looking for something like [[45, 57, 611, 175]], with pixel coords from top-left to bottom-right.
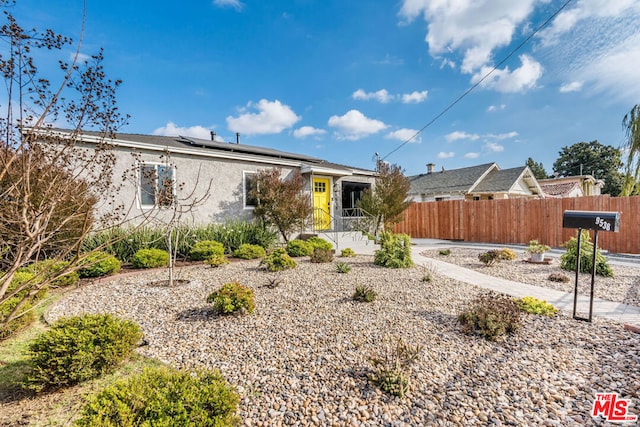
[[385, 128, 422, 143], [399, 0, 537, 74], [293, 126, 326, 139], [153, 121, 213, 140], [328, 110, 388, 141], [486, 131, 518, 140], [577, 33, 640, 102], [440, 58, 456, 69], [226, 99, 300, 135], [485, 142, 504, 152], [213, 0, 244, 11], [539, 0, 639, 46], [464, 152, 480, 159], [487, 104, 506, 112], [437, 151, 455, 159], [445, 131, 480, 142], [559, 81, 583, 93], [352, 88, 394, 103], [402, 90, 428, 104], [472, 55, 542, 93], [70, 52, 91, 63]]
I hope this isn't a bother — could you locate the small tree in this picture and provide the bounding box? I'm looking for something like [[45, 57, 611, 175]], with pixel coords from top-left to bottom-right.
[[0, 4, 142, 332], [357, 162, 412, 235], [251, 168, 312, 242]]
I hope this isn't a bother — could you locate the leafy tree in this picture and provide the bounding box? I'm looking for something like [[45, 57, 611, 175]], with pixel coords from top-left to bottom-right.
[[525, 157, 548, 180], [620, 104, 640, 196], [357, 162, 412, 235], [552, 141, 624, 195], [0, 4, 131, 331], [251, 168, 313, 242]]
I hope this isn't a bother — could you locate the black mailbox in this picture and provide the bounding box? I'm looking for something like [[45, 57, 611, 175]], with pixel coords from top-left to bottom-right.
[[562, 210, 620, 232]]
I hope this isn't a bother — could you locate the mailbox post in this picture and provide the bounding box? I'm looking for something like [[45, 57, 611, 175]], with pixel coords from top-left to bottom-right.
[[562, 210, 620, 322]]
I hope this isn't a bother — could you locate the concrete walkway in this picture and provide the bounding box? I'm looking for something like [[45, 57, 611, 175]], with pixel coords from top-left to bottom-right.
[[408, 245, 640, 329], [354, 239, 640, 328]]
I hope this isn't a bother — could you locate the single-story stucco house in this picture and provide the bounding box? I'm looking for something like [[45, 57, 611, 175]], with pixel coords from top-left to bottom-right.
[[408, 162, 544, 202], [45, 129, 376, 235]]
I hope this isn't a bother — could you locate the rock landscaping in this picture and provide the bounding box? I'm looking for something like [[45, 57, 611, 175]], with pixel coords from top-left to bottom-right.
[[47, 255, 640, 426], [422, 248, 640, 307]]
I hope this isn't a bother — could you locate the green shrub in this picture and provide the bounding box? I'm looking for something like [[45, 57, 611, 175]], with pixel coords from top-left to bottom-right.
[[368, 336, 422, 398], [340, 248, 356, 257], [286, 239, 313, 257], [131, 248, 169, 269], [260, 249, 296, 272], [190, 240, 225, 261], [560, 230, 613, 277], [207, 282, 255, 315], [206, 254, 230, 268], [0, 271, 44, 340], [233, 243, 266, 259], [516, 296, 558, 316], [78, 251, 121, 278], [307, 236, 333, 251], [353, 285, 377, 303], [75, 366, 240, 427], [499, 248, 517, 261], [438, 249, 451, 256], [335, 262, 351, 273], [310, 247, 334, 263], [548, 272, 570, 283], [25, 314, 142, 391], [478, 250, 501, 266], [23, 259, 79, 287], [458, 293, 521, 341], [374, 232, 413, 268]]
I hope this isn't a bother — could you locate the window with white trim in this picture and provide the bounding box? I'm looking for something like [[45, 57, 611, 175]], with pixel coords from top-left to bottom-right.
[[244, 171, 258, 208], [139, 163, 175, 208]]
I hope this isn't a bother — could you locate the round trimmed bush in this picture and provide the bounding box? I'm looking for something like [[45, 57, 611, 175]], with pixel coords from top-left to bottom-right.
[[207, 282, 255, 315], [75, 366, 240, 427], [25, 314, 142, 391], [78, 251, 121, 278], [260, 248, 296, 272], [307, 236, 333, 251], [340, 248, 356, 257], [24, 259, 79, 287], [131, 248, 169, 269], [190, 240, 225, 261], [233, 243, 266, 260], [206, 254, 230, 268], [0, 271, 43, 340], [286, 239, 313, 257]]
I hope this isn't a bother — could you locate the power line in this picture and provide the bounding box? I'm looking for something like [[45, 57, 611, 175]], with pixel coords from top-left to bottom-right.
[[381, 0, 575, 162]]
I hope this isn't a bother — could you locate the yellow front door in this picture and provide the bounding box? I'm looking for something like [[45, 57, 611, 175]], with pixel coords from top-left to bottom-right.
[[313, 177, 331, 230]]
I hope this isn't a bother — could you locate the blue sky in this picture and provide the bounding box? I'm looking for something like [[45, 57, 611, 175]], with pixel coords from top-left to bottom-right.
[[12, 0, 640, 176]]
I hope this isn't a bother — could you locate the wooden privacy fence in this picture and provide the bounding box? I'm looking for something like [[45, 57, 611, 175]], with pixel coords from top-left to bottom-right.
[[393, 195, 640, 254]]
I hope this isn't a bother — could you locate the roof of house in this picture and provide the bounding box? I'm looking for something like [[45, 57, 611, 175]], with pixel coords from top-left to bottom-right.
[[473, 166, 530, 193], [42, 129, 375, 176], [539, 181, 582, 197], [408, 163, 496, 195]]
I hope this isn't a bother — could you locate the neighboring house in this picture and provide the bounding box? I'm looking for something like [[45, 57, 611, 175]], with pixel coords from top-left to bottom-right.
[[538, 175, 604, 198], [408, 162, 544, 202], [48, 130, 376, 232]]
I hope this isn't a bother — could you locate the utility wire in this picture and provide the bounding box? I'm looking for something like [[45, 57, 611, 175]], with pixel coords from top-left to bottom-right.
[[381, 0, 575, 162]]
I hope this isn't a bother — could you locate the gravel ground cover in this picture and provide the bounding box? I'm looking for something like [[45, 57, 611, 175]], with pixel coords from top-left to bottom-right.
[[422, 248, 640, 307], [47, 256, 640, 426]]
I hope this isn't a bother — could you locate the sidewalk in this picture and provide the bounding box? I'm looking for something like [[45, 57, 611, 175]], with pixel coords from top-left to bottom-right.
[[410, 246, 640, 329]]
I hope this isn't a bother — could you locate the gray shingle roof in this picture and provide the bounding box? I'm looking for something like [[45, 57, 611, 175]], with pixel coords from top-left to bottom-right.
[[472, 166, 527, 192], [408, 163, 495, 195], [69, 130, 374, 174]]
